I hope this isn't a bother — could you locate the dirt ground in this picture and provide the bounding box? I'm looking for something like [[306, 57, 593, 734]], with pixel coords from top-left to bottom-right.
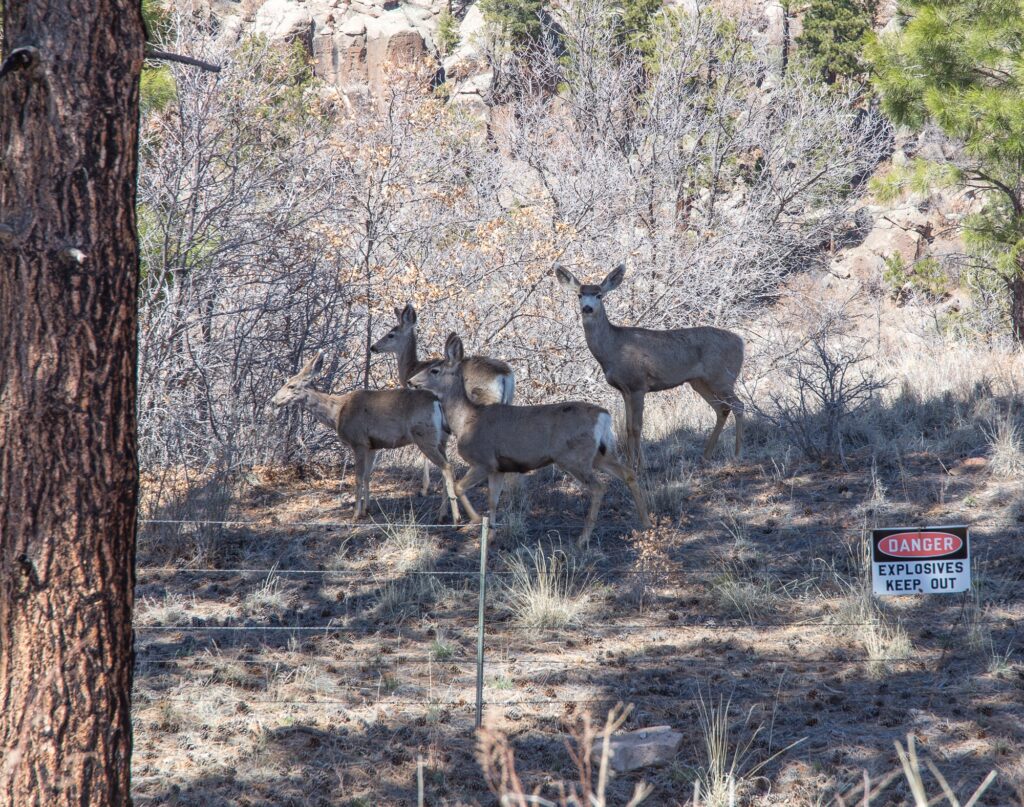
[[131, 410, 1024, 806]]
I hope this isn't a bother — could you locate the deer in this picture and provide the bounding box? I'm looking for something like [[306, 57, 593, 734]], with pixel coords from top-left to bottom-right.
[[371, 302, 515, 495], [409, 333, 651, 547], [554, 263, 745, 469], [271, 351, 461, 523]]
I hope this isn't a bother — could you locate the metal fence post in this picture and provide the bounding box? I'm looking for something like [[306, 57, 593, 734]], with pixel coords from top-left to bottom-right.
[[475, 516, 490, 730]]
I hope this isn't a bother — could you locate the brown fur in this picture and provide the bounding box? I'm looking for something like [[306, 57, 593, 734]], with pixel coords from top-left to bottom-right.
[[410, 335, 650, 546], [371, 303, 515, 494], [555, 264, 745, 466], [271, 352, 460, 522]]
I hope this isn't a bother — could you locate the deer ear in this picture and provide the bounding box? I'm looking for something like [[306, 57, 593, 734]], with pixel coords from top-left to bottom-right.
[[402, 303, 417, 325], [394, 306, 403, 323], [553, 264, 581, 293], [299, 351, 324, 377], [444, 333, 464, 364], [600, 263, 626, 293]]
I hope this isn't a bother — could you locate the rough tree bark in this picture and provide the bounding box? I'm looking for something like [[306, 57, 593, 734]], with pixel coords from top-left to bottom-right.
[[0, 3, 145, 806], [1010, 275, 1024, 344]]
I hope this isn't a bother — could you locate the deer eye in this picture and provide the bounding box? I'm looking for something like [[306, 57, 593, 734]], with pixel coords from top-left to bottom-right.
[[430, 368, 440, 375], [596, 293, 603, 299]]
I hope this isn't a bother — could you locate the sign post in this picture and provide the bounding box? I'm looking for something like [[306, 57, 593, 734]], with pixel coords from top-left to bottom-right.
[[871, 526, 970, 596]]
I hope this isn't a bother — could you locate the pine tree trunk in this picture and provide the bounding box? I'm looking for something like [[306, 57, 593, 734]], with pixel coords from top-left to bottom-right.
[[0, 3, 145, 806], [1009, 275, 1024, 344]]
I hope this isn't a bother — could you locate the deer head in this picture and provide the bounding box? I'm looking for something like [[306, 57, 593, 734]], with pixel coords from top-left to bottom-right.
[[409, 333, 464, 400], [271, 351, 324, 408], [370, 303, 416, 354], [554, 263, 626, 319]]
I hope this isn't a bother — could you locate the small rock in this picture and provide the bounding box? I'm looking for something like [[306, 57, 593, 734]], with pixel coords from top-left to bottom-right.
[[593, 725, 682, 773]]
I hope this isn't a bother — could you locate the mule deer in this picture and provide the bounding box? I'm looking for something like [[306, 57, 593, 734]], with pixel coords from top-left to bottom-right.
[[271, 352, 460, 523], [409, 334, 651, 546], [371, 303, 515, 494], [555, 263, 745, 467]]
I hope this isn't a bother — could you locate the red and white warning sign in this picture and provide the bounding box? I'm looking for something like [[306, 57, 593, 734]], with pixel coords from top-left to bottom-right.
[[871, 526, 970, 596]]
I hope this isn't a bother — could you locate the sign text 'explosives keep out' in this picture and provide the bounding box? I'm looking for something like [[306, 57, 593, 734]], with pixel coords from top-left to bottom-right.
[[871, 526, 970, 596]]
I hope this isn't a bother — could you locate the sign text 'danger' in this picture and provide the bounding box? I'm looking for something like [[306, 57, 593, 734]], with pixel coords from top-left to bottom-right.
[[871, 526, 970, 597], [876, 531, 963, 558]]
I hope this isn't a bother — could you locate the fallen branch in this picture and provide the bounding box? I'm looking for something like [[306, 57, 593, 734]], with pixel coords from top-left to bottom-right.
[[144, 48, 221, 73]]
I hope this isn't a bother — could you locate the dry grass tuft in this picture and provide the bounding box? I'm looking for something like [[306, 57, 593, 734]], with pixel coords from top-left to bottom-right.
[[376, 574, 444, 618], [243, 566, 291, 615], [829, 537, 914, 678], [710, 560, 778, 624], [986, 415, 1024, 479], [136, 592, 200, 626], [373, 514, 447, 617], [835, 582, 913, 678], [500, 544, 594, 630], [376, 515, 440, 573], [693, 690, 804, 807]]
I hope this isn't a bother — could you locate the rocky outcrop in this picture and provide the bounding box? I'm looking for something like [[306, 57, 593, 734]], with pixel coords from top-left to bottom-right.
[[253, 0, 314, 50], [242, 0, 442, 96], [442, 4, 487, 83]]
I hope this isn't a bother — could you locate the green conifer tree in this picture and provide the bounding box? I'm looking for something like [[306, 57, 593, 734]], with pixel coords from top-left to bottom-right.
[[479, 0, 544, 44], [437, 7, 461, 56], [617, 0, 662, 55], [797, 0, 874, 83], [868, 0, 1024, 340]]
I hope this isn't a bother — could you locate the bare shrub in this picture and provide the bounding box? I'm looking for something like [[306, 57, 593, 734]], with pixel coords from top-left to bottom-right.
[[623, 527, 675, 612], [488, 0, 886, 399], [138, 0, 887, 487], [749, 292, 889, 467]]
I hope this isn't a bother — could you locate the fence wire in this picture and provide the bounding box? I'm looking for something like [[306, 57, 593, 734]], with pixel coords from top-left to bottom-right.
[[134, 515, 1023, 720]]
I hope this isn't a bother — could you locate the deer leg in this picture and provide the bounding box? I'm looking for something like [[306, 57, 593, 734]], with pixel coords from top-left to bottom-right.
[[566, 465, 607, 549], [595, 452, 652, 530], [729, 393, 745, 458], [421, 455, 431, 497], [438, 463, 461, 524], [361, 450, 378, 519], [691, 380, 730, 461], [351, 447, 368, 521], [454, 465, 489, 524], [620, 392, 637, 470], [629, 391, 647, 471], [416, 438, 461, 524]]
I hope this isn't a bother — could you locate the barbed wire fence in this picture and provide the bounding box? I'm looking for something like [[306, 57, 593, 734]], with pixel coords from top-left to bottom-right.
[[132, 514, 1024, 729]]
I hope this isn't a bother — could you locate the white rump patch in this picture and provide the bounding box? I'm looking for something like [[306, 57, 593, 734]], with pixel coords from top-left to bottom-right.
[[594, 411, 616, 451]]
